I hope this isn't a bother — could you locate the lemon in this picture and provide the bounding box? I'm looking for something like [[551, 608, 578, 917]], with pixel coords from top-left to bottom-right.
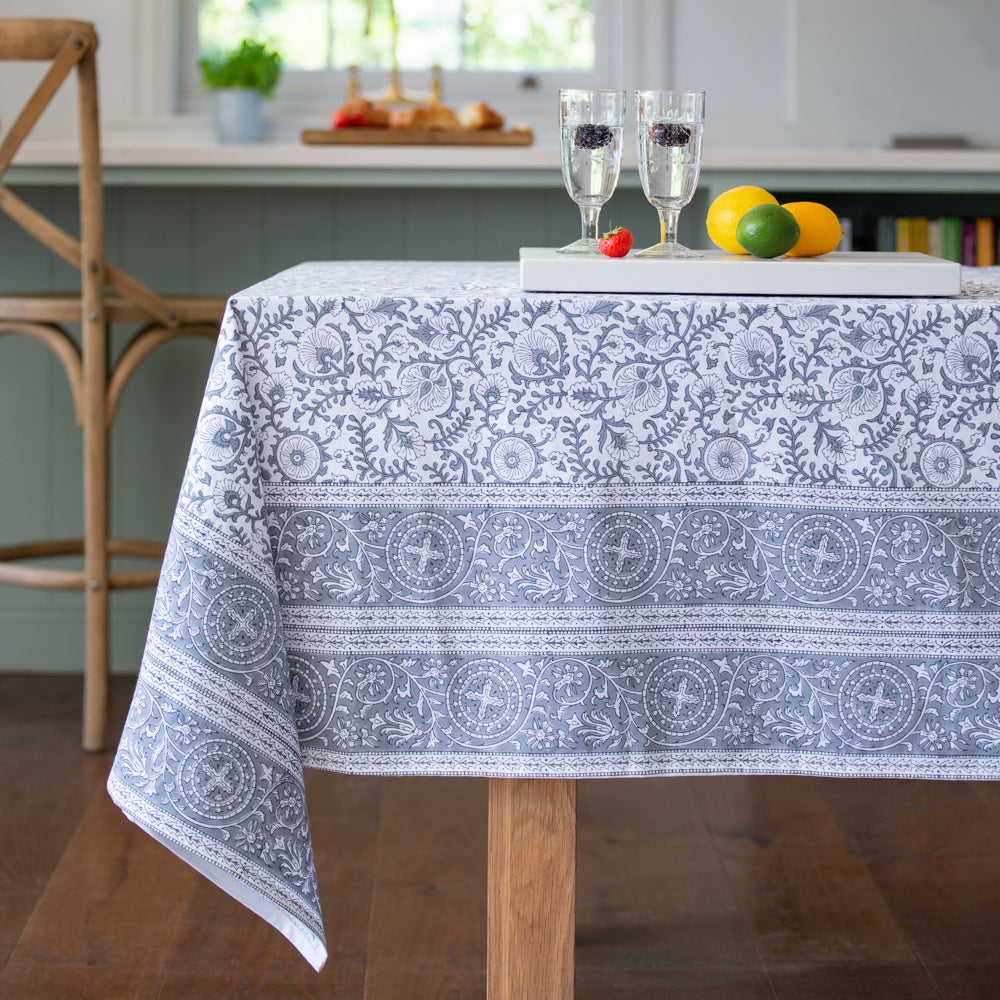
[[706, 185, 778, 254], [736, 204, 800, 258], [782, 201, 844, 257]]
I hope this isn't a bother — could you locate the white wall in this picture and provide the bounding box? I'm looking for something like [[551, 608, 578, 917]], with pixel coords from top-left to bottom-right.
[[2, 0, 1000, 148], [0, 0, 173, 134], [670, 0, 1000, 149]]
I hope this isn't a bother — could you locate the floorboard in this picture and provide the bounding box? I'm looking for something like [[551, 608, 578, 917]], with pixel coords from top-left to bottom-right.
[[575, 777, 769, 992], [363, 776, 487, 999]]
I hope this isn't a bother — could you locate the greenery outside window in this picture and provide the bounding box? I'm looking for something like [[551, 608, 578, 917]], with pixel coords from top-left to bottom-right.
[[179, 0, 618, 121]]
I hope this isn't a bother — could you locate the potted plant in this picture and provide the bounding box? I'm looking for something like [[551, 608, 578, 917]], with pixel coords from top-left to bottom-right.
[[200, 39, 283, 143]]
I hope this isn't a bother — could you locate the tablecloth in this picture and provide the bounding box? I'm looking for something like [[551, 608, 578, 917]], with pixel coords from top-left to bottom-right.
[[109, 261, 1000, 968]]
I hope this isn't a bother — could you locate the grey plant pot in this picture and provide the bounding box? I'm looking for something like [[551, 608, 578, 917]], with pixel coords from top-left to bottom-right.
[[211, 88, 263, 143]]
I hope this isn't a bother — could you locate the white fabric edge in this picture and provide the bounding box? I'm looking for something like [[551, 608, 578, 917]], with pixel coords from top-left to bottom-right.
[[106, 778, 328, 972], [300, 746, 1000, 781]]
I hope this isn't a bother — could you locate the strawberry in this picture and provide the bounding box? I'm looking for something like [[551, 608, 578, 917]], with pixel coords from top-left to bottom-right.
[[599, 226, 633, 258], [331, 107, 365, 128]]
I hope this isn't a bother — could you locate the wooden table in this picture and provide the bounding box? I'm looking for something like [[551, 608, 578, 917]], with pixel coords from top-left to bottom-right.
[[489, 779, 576, 999]]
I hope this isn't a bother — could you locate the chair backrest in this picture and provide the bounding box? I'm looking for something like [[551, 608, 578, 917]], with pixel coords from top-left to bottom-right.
[[0, 18, 176, 326]]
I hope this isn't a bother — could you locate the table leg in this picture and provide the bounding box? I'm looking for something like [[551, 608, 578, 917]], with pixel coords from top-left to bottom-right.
[[487, 778, 576, 1000]]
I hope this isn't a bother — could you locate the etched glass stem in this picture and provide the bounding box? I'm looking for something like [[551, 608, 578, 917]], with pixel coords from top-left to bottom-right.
[[659, 208, 680, 247], [580, 206, 600, 243]]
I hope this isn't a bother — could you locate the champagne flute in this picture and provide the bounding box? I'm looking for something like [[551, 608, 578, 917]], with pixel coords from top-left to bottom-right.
[[557, 89, 626, 255], [634, 90, 705, 258]]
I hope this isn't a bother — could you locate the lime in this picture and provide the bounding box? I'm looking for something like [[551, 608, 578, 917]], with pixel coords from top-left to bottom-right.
[[782, 201, 843, 257], [736, 204, 801, 258], [706, 185, 778, 254]]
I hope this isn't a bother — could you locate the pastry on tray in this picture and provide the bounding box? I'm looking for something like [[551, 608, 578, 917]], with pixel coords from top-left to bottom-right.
[[329, 95, 507, 132], [388, 104, 460, 130], [457, 101, 504, 130]]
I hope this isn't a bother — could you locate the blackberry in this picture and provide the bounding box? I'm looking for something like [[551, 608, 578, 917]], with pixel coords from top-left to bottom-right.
[[651, 122, 692, 147], [574, 124, 613, 150]]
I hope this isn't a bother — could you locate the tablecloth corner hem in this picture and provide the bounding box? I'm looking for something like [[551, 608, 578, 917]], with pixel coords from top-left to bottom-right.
[[106, 774, 328, 972]]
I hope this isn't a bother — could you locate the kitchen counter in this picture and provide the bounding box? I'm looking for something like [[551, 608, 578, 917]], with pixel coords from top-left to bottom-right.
[[10, 127, 1000, 191]]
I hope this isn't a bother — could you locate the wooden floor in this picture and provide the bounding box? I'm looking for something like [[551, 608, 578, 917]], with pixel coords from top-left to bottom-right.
[[3, 675, 1000, 999]]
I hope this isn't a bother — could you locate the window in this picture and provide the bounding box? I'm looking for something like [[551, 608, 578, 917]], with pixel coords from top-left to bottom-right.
[[198, 0, 596, 73], [180, 0, 620, 122]]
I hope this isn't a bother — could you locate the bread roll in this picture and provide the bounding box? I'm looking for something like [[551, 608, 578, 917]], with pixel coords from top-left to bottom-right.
[[458, 101, 504, 130], [362, 101, 390, 127], [389, 104, 460, 130]]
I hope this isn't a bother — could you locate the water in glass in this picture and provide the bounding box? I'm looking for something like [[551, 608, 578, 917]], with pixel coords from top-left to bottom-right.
[[560, 124, 623, 208], [638, 121, 703, 212], [557, 89, 626, 255], [634, 90, 705, 259]]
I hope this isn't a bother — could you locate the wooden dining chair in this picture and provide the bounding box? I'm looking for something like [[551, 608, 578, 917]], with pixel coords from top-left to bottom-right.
[[0, 18, 228, 751]]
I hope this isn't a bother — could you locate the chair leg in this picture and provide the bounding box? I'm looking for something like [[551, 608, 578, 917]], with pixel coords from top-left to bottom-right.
[[81, 317, 109, 752], [82, 559, 109, 751]]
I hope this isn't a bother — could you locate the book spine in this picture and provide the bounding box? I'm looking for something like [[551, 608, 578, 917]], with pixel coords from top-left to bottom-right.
[[926, 218, 943, 259], [940, 217, 962, 262], [909, 217, 929, 254], [961, 221, 978, 266], [895, 217, 912, 252], [837, 217, 852, 251], [976, 218, 997, 267], [877, 216, 896, 251]]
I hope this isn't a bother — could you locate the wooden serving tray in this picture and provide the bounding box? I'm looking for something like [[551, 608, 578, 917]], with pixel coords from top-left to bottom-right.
[[301, 126, 533, 146]]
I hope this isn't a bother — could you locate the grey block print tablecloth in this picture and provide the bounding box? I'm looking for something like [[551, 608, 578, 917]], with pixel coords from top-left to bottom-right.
[[109, 261, 1000, 968]]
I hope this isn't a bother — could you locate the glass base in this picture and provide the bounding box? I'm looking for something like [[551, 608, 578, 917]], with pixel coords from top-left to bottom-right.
[[556, 238, 601, 255], [633, 241, 703, 259]]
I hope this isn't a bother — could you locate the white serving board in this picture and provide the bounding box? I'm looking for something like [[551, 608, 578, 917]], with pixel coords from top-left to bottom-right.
[[519, 248, 962, 297]]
